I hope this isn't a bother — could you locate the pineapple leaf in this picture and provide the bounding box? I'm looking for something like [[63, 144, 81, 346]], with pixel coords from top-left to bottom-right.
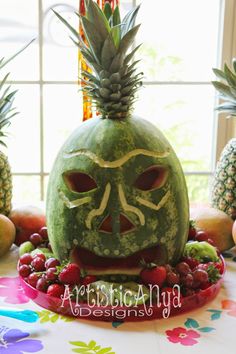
[[109, 53, 124, 73], [85, 0, 110, 40], [119, 24, 141, 56], [53, 10, 88, 52], [224, 63, 236, 86], [124, 44, 142, 65], [216, 103, 236, 112], [0, 39, 34, 70], [101, 33, 117, 70], [53, 10, 79, 39], [232, 58, 236, 73], [212, 81, 236, 100], [0, 73, 10, 91], [81, 71, 100, 85], [212, 68, 227, 81], [80, 16, 104, 63], [80, 50, 102, 73], [110, 24, 122, 48], [121, 4, 140, 37], [112, 6, 121, 26], [103, 2, 112, 21]]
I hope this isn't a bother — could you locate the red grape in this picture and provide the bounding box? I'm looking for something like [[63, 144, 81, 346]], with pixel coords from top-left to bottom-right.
[[45, 258, 60, 269], [29, 233, 43, 246], [27, 273, 40, 288], [33, 253, 46, 261], [19, 264, 32, 277], [31, 257, 46, 271], [36, 277, 48, 292], [19, 253, 33, 265], [195, 230, 209, 242], [46, 267, 58, 281], [193, 269, 209, 284], [166, 272, 180, 286], [175, 262, 191, 276], [181, 257, 199, 270], [180, 273, 193, 288], [39, 226, 48, 240]]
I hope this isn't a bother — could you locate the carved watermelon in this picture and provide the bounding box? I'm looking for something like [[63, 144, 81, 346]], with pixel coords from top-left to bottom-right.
[[46, 115, 189, 274]]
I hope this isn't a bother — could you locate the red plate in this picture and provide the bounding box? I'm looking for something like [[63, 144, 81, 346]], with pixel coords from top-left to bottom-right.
[[19, 256, 226, 322]]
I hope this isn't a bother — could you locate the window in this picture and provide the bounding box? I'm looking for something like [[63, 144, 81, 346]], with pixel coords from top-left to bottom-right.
[[0, 0, 235, 204]]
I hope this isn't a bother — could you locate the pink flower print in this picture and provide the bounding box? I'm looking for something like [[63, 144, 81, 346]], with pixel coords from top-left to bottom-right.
[[0, 277, 29, 304], [166, 327, 200, 346]]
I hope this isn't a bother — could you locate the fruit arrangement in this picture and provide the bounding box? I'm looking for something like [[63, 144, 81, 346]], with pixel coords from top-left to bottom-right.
[[47, 0, 189, 274], [17, 223, 224, 310]]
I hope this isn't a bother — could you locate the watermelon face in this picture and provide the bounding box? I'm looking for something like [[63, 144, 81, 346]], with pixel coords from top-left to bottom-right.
[[46, 115, 189, 274]]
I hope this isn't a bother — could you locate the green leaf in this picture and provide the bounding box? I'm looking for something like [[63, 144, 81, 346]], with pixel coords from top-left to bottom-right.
[[224, 63, 236, 86], [96, 348, 113, 354], [50, 313, 59, 323], [101, 34, 117, 70], [103, 2, 112, 21], [112, 6, 121, 27], [88, 341, 96, 349], [121, 4, 140, 37], [70, 341, 88, 347], [0, 39, 34, 70], [109, 53, 124, 73], [124, 44, 142, 65], [212, 81, 236, 101], [40, 314, 50, 323], [85, 0, 110, 40], [212, 68, 227, 80], [110, 24, 121, 48], [184, 318, 199, 328], [233, 58, 236, 73], [119, 24, 141, 55], [198, 327, 215, 332], [72, 349, 92, 353], [80, 16, 103, 63], [52, 10, 80, 42]]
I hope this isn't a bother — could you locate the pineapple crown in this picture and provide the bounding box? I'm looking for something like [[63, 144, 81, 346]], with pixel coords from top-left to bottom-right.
[[212, 59, 236, 116], [0, 41, 33, 147], [54, 0, 143, 119]]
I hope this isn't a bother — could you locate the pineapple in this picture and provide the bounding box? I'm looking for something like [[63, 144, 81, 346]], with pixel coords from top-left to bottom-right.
[[211, 60, 236, 219], [0, 42, 32, 215], [54, 0, 143, 119], [0, 60, 18, 215]]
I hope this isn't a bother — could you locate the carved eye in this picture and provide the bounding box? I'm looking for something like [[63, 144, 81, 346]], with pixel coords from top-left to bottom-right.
[[63, 171, 97, 193], [134, 166, 168, 191]]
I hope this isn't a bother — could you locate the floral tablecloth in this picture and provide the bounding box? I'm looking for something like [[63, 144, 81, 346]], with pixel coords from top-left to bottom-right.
[[0, 245, 236, 354]]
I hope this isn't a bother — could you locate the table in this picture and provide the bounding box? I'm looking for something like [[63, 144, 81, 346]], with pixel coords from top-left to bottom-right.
[[0, 245, 235, 354]]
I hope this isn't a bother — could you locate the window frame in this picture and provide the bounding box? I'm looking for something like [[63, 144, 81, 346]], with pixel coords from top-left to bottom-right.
[[4, 0, 235, 201]]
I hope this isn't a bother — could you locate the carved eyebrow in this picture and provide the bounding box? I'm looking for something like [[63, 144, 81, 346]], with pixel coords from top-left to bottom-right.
[[64, 148, 170, 168]]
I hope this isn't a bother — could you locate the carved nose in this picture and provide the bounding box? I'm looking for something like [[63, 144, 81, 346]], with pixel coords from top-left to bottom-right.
[[99, 213, 136, 234]]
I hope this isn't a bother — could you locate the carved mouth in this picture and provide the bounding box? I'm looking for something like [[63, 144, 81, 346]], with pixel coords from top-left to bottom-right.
[[98, 213, 136, 234], [70, 245, 167, 275]]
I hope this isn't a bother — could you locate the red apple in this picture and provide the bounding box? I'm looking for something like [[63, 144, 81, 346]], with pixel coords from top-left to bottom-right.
[[9, 205, 46, 246]]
